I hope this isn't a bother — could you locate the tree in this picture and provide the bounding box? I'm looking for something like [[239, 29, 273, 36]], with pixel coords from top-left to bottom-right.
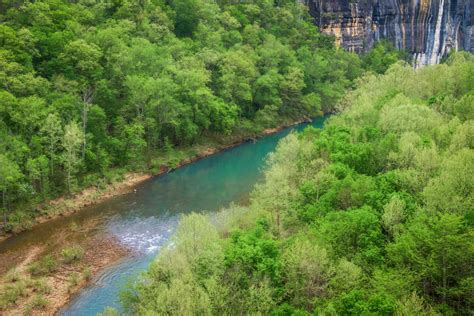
[[388, 212, 473, 310], [362, 40, 408, 74], [454, 94, 474, 122], [279, 66, 305, 113], [173, 0, 200, 37], [121, 122, 146, 166], [26, 155, 49, 197], [282, 239, 332, 309], [0, 154, 22, 226], [40, 113, 63, 175], [382, 195, 407, 238], [423, 149, 474, 215], [62, 121, 84, 193], [253, 69, 283, 109], [318, 206, 385, 267], [124, 75, 157, 119], [217, 49, 257, 116], [60, 39, 103, 160]]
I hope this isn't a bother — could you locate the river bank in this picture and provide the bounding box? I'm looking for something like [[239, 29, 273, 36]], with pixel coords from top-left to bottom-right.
[[0, 235, 130, 315], [1, 116, 312, 242]]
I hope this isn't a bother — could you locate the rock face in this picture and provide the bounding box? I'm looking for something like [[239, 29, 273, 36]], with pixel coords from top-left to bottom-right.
[[306, 0, 474, 66]]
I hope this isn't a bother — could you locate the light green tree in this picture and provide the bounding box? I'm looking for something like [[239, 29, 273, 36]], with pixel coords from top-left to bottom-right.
[[62, 122, 84, 194], [40, 113, 63, 175]]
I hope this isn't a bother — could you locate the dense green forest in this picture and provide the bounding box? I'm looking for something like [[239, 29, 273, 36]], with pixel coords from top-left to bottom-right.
[[120, 55, 474, 315], [0, 0, 406, 233]]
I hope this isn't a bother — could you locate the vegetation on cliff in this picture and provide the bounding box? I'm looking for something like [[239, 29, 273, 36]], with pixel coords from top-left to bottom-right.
[[0, 0, 371, 233], [122, 54, 474, 315]]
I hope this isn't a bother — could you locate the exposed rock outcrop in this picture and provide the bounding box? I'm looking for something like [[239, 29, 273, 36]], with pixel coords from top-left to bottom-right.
[[306, 0, 474, 66]]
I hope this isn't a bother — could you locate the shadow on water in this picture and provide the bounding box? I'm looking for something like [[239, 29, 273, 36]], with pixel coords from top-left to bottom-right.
[[0, 116, 328, 315]]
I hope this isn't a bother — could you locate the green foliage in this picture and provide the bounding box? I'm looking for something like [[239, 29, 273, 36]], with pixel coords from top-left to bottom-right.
[[124, 57, 474, 315], [32, 278, 52, 295], [317, 206, 385, 267], [4, 268, 20, 283], [67, 271, 81, 289], [82, 267, 92, 281], [224, 221, 282, 284], [30, 294, 49, 311], [61, 245, 85, 264], [97, 307, 121, 316], [27, 255, 58, 276], [388, 212, 473, 308], [363, 40, 409, 74], [0, 0, 377, 232], [0, 281, 28, 308]]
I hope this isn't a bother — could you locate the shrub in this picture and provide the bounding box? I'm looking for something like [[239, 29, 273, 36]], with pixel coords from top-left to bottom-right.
[[0, 281, 28, 307], [28, 255, 58, 275], [97, 307, 121, 316], [68, 272, 81, 289], [31, 294, 49, 310], [4, 268, 21, 283], [83, 267, 93, 281], [61, 245, 85, 264], [33, 278, 51, 294]]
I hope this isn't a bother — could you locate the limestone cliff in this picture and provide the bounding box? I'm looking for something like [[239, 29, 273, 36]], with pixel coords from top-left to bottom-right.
[[306, 0, 474, 66]]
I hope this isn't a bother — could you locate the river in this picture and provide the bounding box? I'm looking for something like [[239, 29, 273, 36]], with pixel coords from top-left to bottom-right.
[[0, 116, 327, 315]]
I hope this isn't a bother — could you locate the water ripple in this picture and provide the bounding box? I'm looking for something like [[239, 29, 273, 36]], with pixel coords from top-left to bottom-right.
[[108, 214, 179, 254]]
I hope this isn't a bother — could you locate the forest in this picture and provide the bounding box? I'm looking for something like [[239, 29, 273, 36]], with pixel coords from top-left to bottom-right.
[[1, 0, 472, 314], [0, 0, 405, 233], [120, 55, 474, 315]]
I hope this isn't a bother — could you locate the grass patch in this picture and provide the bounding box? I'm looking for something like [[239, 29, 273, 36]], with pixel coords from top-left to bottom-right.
[[61, 245, 85, 264], [4, 268, 21, 283], [83, 267, 92, 281], [0, 281, 28, 308], [30, 294, 49, 311], [67, 271, 81, 293], [28, 255, 58, 276], [32, 278, 51, 295]]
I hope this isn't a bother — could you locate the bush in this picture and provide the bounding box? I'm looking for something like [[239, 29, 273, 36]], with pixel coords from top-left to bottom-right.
[[83, 267, 93, 281], [0, 281, 28, 307], [31, 294, 49, 310], [97, 307, 121, 316], [61, 245, 85, 264], [28, 256, 58, 276], [33, 278, 51, 294], [68, 272, 81, 288], [4, 268, 21, 283], [4, 211, 34, 234]]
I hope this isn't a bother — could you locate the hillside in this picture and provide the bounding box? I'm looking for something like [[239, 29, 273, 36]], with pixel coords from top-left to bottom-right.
[[122, 54, 474, 315]]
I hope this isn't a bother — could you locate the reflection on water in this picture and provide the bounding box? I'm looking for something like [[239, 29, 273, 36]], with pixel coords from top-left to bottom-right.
[[0, 116, 328, 315]]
